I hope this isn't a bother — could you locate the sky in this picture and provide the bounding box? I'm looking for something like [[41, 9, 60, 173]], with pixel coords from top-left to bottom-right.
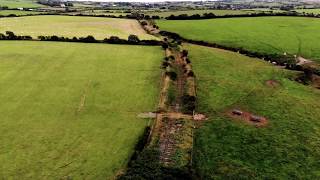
[[73, 0, 208, 2]]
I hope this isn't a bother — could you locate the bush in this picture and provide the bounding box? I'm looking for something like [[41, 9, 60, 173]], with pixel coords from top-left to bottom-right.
[[119, 147, 192, 180], [187, 71, 195, 77], [181, 95, 196, 114], [181, 50, 188, 57], [162, 61, 170, 69], [140, 21, 147, 26], [169, 55, 175, 61], [166, 71, 177, 81], [128, 34, 140, 44], [79, 35, 96, 43], [5, 31, 16, 40], [162, 43, 169, 49], [104, 36, 126, 44]]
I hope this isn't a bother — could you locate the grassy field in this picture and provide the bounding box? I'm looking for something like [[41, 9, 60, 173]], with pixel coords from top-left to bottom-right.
[[296, 8, 320, 14], [144, 9, 258, 18], [0, 41, 162, 179], [0, 0, 44, 8], [157, 17, 320, 62], [187, 44, 320, 179], [0, 10, 42, 15], [0, 15, 155, 40], [68, 10, 129, 17]]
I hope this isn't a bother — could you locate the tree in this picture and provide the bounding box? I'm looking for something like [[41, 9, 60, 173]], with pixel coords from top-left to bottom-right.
[[181, 50, 188, 57], [140, 21, 147, 26], [5, 31, 16, 40], [162, 43, 168, 49], [80, 35, 96, 43], [128, 34, 140, 44], [0, 33, 6, 40]]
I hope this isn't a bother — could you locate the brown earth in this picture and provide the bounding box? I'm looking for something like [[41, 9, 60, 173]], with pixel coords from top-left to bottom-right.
[[227, 109, 268, 127], [265, 80, 280, 88]]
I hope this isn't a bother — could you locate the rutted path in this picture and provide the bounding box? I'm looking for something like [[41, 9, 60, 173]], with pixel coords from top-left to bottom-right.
[[156, 46, 195, 166], [138, 17, 210, 168], [123, 20, 207, 178]]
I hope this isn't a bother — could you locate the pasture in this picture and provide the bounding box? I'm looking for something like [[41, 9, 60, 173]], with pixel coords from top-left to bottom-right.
[[187, 44, 320, 179], [144, 9, 258, 18], [70, 10, 129, 17], [0, 15, 155, 40], [0, 10, 42, 15], [0, 41, 162, 179], [0, 0, 43, 8], [157, 17, 320, 62]]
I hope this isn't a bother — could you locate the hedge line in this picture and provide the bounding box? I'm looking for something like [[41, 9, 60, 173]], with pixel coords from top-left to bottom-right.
[[0, 31, 162, 46], [159, 30, 320, 77], [0, 13, 57, 18], [165, 12, 320, 20]]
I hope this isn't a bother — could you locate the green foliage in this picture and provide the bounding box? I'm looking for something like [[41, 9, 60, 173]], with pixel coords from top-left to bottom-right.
[[128, 34, 140, 43], [119, 147, 192, 180]]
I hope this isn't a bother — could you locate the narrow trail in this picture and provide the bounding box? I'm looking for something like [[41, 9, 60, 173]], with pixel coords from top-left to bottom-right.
[[138, 20, 206, 169], [173, 50, 186, 112], [157, 47, 197, 167]]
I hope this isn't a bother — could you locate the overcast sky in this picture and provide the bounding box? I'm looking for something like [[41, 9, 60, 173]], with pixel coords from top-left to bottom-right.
[[73, 0, 208, 2], [72, 0, 320, 2]]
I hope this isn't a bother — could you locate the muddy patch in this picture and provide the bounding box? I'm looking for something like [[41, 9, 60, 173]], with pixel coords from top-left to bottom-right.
[[228, 109, 268, 127], [193, 113, 208, 121], [265, 80, 280, 88]]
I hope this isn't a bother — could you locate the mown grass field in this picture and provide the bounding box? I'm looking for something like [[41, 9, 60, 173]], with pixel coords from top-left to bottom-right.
[[0, 0, 43, 8], [0, 41, 162, 179], [0, 15, 155, 40], [157, 17, 320, 62], [0, 10, 42, 15], [187, 44, 320, 179]]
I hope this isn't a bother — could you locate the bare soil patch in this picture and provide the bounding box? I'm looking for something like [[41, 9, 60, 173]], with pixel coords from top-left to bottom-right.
[[228, 109, 268, 127], [265, 80, 280, 88]]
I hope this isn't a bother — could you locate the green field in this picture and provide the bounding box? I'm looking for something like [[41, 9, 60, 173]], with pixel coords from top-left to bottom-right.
[[72, 10, 129, 17], [144, 9, 258, 18], [296, 8, 320, 14], [0, 0, 44, 8], [157, 17, 320, 62], [0, 41, 162, 179], [0, 10, 42, 15], [0, 15, 155, 40], [187, 44, 320, 179]]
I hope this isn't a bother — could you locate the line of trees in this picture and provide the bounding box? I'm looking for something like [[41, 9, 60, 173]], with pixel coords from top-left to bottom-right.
[[0, 13, 59, 19], [165, 11, 320, 20], [0, 31, 32, 40], [0, 31, 162, 46], [159, 30, 320, 77], [38, 34, 161, 45], [0, 12, 146, 20]]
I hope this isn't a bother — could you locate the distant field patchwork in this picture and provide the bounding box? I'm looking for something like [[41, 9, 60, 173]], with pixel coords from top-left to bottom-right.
[[0, 41, 162, 179], [0, 10, 42, 15], [296, 8, 320, 15], [187, 44, 320, 179], [157, 17, 320, 61], [0, 15, 156, 40], [0, 0, 44, 8], [145, 9, 258, 18]]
